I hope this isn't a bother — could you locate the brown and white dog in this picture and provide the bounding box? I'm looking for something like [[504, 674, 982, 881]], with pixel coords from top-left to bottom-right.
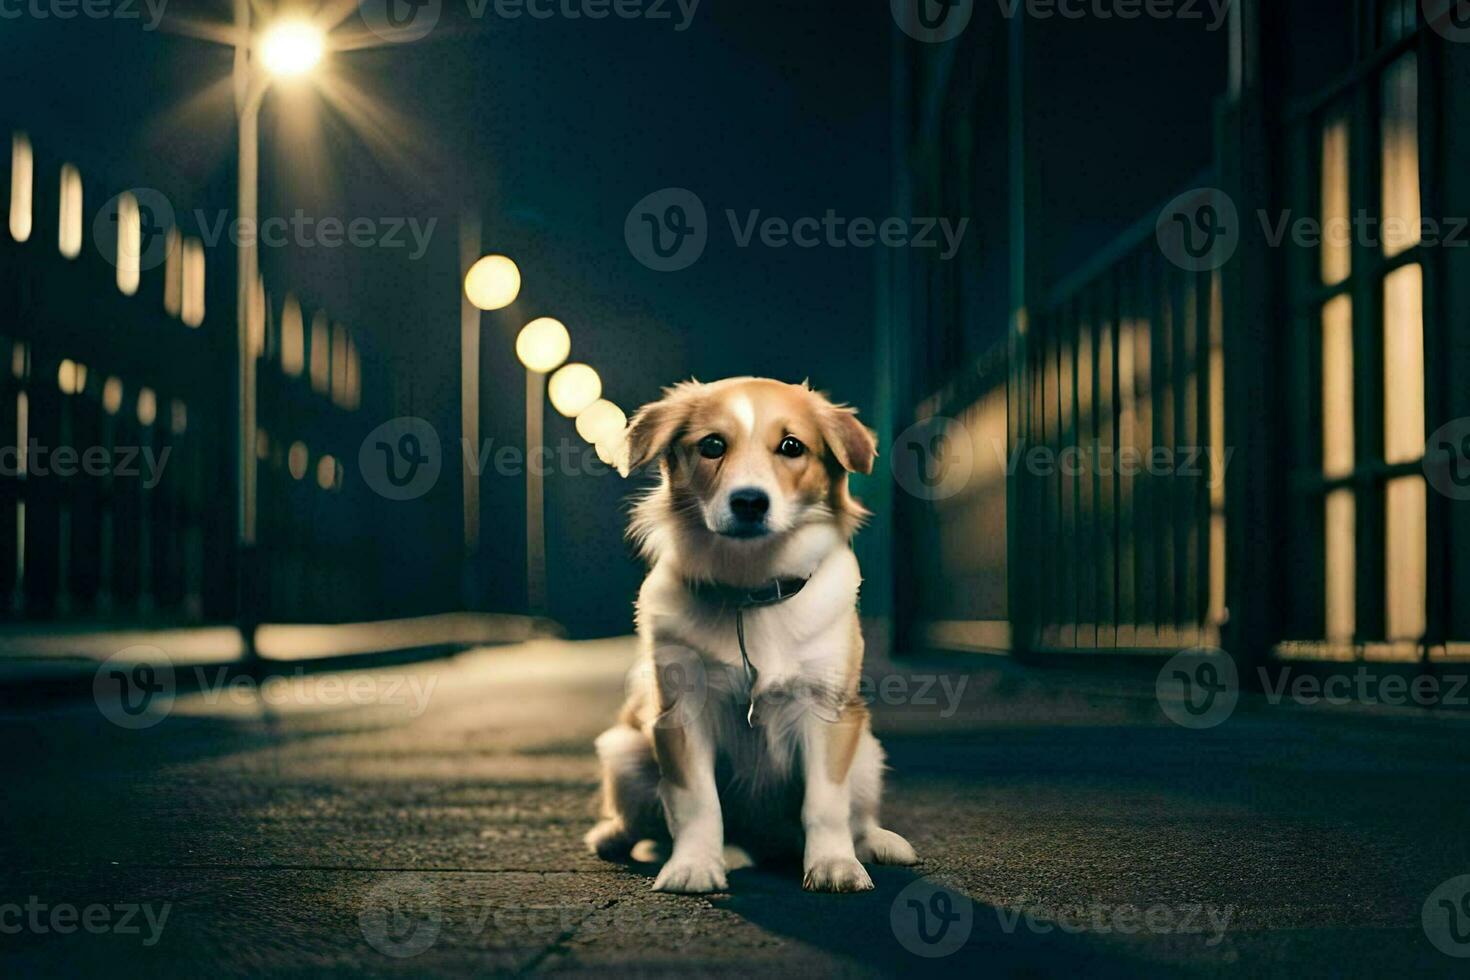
[[585, 377, 917, 893]]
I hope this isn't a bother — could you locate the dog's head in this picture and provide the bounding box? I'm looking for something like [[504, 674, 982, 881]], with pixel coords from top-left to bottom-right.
[[620, 377, 876, 561]]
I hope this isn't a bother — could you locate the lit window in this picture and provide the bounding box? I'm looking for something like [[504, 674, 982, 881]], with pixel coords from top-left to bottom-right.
[[57, 359, 78, 395], [1381, 55, 1420, 258], [58, 164, 82, 259], [345, 335, 360, 410], [137, 387, 157, 427], [1325, 489, 1355, 643], [332, 323, 348, 406], [1321, 295, 1354, 479], [170, 399, 187, 435], [288, 441, 308, 480], [11, 341, 28, 380], [310, 312, 330, 394], [163, 228, 182, 317], [315, 453, 339, 491], [117, 192, 141, 295], [102, 377, 123, 415], [280, 295, 305, 377], [1385, 477, 1426, 641], [8, 133, 31, 243], [181, 237, 205, 326], [1382, 264, 1424, 465], [1320, 118, 1350, 286]]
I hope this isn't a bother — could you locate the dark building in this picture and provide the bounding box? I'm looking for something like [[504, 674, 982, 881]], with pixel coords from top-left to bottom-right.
[[884, 0, 1470, 674]]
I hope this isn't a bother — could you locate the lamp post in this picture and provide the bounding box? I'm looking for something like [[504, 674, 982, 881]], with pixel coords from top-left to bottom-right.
[[514, 318, 573, 618], [231, 4, 325, 645]]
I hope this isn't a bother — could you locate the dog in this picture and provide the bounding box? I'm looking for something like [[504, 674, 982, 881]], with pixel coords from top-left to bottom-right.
[[584, 376, 917, 893]]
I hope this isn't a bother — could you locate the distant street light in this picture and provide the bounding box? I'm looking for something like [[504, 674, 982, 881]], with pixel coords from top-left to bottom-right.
[[574, 399, 626, 445], [548, 363, 602, 418], [465, 255, 522, 311], [515, 317, 570, 374]]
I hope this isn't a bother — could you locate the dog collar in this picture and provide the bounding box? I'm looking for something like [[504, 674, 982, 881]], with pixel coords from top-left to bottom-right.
[[684, 575, 810, 610], [683, 574, 811, 726]]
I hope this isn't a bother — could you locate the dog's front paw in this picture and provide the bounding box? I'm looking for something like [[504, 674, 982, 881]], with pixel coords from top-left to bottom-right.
[[855, 827, 918, 866], [652, 854, 727, 894], [802, 855, 874, 893]]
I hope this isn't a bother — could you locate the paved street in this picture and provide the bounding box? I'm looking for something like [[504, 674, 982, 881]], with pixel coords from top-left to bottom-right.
[[3, 637, 1470, 977]]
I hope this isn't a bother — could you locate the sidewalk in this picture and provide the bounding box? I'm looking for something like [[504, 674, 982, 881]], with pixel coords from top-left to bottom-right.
[[1, 637, 1468, 976]]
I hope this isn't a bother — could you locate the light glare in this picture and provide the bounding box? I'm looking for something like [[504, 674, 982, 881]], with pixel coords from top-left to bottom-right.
[[548, 363, 602, 418], [260, 21, 325, 79], [464, 255, 521, 311], [516, 317, 571, 374]]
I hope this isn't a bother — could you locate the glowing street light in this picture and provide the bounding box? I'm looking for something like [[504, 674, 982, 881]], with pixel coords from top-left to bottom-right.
[[574, 399, 626, 445], [515, 317, 570, 374], [465, 255, 522, 311], [548, 363, 602, 418], [260, 21, 325, 78]]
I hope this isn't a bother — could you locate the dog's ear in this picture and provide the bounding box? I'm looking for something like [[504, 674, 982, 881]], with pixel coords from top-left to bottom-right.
[[621, 382, 699, 477], [816, 397, 878, 476]]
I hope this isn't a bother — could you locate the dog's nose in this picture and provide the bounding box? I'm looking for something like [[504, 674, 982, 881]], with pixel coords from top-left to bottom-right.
[[728, 487, 770, 523]]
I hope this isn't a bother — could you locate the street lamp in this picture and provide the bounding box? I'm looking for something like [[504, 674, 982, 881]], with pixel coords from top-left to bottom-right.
[[465, 255, 522, 311], [232, 4, 326, 645], [512, 316, 572, 618]]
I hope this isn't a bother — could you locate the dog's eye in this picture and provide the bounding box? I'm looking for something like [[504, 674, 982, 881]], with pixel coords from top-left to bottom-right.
[[777, 436, 805, 458], [698, 435, 727, 459]]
